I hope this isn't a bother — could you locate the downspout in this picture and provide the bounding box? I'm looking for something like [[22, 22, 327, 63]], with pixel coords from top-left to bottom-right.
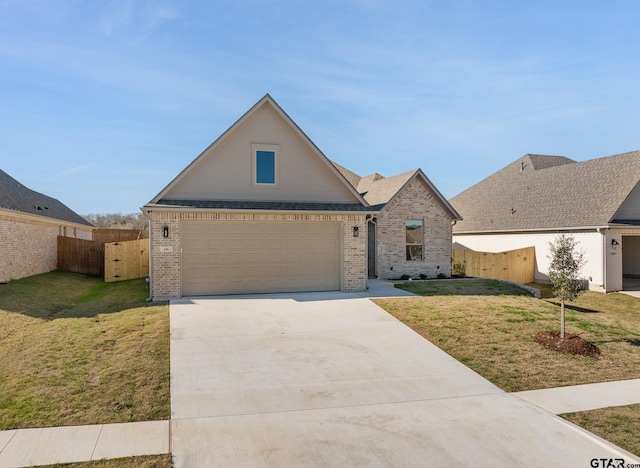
[[145, 217, 153, 302], [366, 215, 378, 280], [598, 227, 606, 291]]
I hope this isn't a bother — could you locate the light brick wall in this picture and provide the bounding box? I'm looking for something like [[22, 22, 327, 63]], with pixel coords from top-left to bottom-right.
[[0, 211, 93, 283], [343, 218, 367, 292], [375, 180, 453, 279], [145, 210, 368, 299]]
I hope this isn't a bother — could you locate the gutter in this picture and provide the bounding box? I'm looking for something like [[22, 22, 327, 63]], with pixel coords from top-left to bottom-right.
[[145, 217, 153, 302], [142, 206, 378, 216], [454, 225, 612, 235]]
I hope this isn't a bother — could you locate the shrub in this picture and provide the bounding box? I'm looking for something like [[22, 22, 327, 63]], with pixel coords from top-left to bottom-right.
[[452, 263, 466, 277]]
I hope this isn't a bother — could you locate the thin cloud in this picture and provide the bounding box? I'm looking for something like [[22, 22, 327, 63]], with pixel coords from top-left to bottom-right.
[[53, 163, 96, 178]]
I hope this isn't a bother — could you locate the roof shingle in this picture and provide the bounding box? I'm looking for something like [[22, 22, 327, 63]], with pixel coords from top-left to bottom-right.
[[450, 151, 640, 232], [0, 169, 93, 226]]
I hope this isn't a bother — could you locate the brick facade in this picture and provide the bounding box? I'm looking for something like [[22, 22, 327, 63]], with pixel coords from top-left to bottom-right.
[[145, 210, 367, 299], [374, 179, 453, 280], [0, 211, 93, 283]]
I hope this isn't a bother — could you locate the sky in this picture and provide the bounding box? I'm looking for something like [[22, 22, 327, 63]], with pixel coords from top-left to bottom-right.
[[1, 1, 640, 215]]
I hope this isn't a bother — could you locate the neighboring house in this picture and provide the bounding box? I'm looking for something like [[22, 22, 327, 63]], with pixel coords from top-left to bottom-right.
[[449, 151, 640, 292], [143, 94, 460, 299], [0, 169, 94, 283]]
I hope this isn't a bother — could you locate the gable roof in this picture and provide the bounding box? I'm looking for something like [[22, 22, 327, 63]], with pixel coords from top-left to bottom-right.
[[147, 94, 368, 210], [450, 150, 640, 233], [333, 163, 461, 217], [0, 169, 93, 226]]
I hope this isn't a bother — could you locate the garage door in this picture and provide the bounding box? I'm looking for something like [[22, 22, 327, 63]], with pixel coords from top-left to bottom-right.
[[182, 222, 341, 295]]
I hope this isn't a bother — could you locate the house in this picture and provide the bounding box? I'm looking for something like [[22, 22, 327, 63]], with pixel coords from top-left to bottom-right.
[[449, 151, 640, 292], [332, 163, 461, 280], [143, 94, 460, 299], [0, 169, 94, 283]]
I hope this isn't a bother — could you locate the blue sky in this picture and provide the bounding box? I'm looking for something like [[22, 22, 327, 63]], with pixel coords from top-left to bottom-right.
[[2, 1, 640, 215]]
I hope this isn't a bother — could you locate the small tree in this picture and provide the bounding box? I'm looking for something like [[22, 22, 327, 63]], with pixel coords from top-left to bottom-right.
[[547, 235, 586, 338]]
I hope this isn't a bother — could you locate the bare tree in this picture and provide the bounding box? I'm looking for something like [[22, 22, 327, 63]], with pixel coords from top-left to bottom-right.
[[547, 235, 586, 338], [83, 213, 149, 238]]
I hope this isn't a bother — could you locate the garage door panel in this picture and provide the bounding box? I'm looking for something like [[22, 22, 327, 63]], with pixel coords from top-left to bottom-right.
[[182, 222, 341, 296]]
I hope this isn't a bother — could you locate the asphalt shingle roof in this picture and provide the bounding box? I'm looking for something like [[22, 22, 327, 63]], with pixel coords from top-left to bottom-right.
[[331, 163, 418, 210], [0, 169, 93, 226], [450, 151, 640, 232]]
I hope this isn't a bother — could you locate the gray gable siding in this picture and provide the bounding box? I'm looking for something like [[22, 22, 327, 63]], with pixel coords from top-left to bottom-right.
[[613, 181, 640, 223]]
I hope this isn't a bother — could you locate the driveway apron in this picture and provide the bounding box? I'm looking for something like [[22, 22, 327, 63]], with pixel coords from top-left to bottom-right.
[[170, 291, 639, 467]]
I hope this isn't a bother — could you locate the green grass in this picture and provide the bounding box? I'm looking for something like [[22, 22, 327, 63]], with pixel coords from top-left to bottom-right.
[[395, 278, 530, 296], [0, 271, 170, 430], [44, 454, 172, 467], [562, 404, 640, 458], [376, 278, 640, 456], [379, 279, 640, 392]]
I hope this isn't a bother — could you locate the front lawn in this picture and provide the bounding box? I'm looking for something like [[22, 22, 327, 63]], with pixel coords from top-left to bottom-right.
[[377, 278, 640, 456], [0, 271, 170, 430], [45, 454, 172, 467], [378, 279, 640, 392], [561, 404, 640, 458]]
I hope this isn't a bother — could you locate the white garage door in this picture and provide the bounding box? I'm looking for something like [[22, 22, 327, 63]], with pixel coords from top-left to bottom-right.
[[182, 222, 341, 296]]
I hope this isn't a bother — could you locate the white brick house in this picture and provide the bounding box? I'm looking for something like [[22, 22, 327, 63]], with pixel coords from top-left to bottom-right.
[[144, 95, 460, 299], [0, 169, 94, 283], [450, 152, 640, 292]]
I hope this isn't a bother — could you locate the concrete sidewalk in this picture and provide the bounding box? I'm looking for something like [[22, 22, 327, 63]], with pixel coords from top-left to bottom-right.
[[513, 378, 640, 414], [0, 421, 169, 468]]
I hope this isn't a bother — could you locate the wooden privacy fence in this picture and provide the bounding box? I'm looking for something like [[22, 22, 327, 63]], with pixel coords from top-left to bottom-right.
[[104, 239, 149, 282], [57, 237, 105, 276], [452, 246, 535, 284], [57, 230, 148, 281]]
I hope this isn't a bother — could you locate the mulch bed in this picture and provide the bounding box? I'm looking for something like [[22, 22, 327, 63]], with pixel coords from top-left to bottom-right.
[[534, 330, 601, 358]]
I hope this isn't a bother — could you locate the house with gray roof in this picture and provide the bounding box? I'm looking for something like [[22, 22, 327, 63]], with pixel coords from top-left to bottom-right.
[[143, 94, 459, 299], [0, 169, 94, 282], [332, 163, 461, 281], [449, 151, 640, 292]]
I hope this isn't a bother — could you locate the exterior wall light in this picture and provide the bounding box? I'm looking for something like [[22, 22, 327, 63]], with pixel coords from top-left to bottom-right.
[[611, 239, 620, 250], [353, 226, 359, 237], [163, 226, 169, 238]]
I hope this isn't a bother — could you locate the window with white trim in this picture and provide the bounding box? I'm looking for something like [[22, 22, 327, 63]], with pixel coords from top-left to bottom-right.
[[252, 144, 279, 185], [406, 220, 423, 261]]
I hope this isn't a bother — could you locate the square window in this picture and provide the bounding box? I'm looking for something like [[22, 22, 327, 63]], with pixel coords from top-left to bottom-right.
[[406, 220, 423, 261], [256, 150, 275, 184]]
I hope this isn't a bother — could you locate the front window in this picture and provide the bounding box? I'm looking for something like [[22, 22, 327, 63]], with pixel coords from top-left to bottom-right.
[[256, 150, 275, 184], [406, 220, 423, 261], [252, 144, 279, 186]]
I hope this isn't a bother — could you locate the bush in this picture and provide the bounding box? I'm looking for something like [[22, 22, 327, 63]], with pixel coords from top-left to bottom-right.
[[452, 263, 466, 277]]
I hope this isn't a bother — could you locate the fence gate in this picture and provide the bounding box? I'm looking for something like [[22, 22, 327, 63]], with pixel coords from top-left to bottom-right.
[[104, 239, 149, 282]]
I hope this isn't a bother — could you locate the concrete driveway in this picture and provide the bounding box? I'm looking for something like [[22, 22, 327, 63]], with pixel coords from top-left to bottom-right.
[[170, 289, 637, 467]]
